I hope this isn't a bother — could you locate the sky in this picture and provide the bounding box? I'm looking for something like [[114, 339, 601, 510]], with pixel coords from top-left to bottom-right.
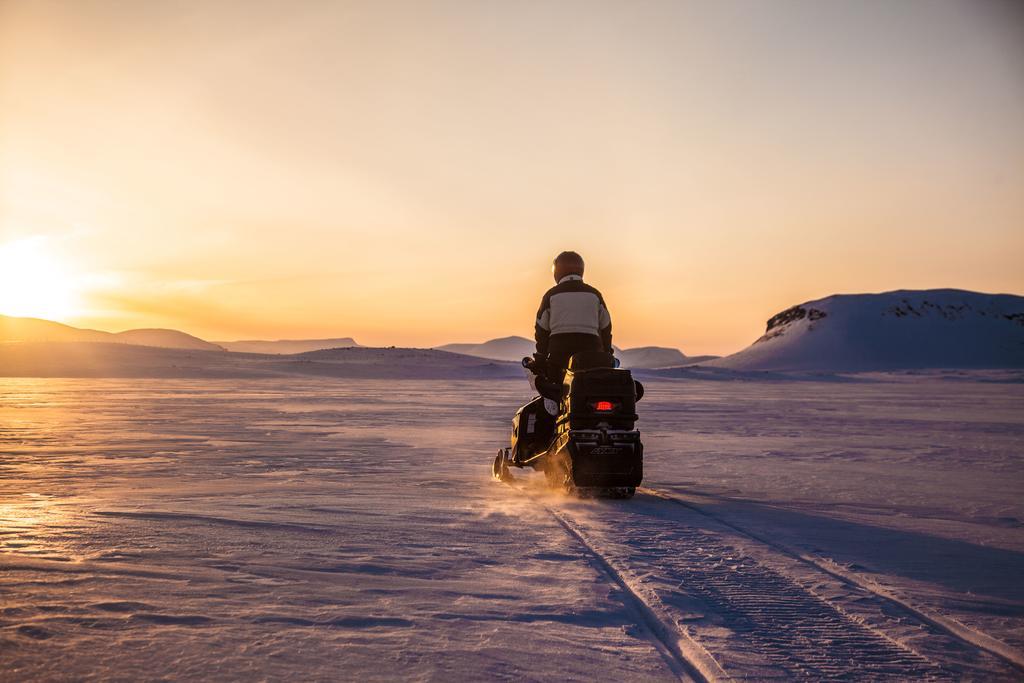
[[1, 0, 1022, 355]]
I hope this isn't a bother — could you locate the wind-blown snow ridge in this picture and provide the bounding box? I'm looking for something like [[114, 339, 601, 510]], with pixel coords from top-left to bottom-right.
[[710, 289, 1024, 372]]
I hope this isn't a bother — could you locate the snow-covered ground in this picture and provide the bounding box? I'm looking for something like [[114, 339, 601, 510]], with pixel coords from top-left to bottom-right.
[[1, 376, 1022, 680]]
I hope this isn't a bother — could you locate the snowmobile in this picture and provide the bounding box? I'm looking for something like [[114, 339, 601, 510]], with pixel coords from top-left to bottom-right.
[[492, 350, 644, 498]]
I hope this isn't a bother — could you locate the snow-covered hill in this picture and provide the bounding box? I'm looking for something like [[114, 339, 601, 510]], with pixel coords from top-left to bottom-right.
[[618, 346, 719, 369], [436, 336, 535, 362], [710, 289, 1024, 372]]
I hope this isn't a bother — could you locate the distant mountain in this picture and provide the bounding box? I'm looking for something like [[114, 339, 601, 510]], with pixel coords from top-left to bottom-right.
[[436, 336, 535, 362], [0, 342, 519, 379], [217, 338, 360, 354], [617, 346, 719, 369], [0, 315, 224, 351], [0, 315, 110, 343], [436, 335, 712, 368], [709, 289, 1024, 372]]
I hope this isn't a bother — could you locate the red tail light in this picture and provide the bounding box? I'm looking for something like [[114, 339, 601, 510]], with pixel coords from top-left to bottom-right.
[[594, 400, 614, 412]]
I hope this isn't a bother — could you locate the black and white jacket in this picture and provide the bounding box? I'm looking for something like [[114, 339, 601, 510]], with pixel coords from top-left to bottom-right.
[[535, 274, 612, 356]]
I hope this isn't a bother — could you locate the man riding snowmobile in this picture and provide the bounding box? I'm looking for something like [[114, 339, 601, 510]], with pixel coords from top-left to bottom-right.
[[494, 251, 643, 497]]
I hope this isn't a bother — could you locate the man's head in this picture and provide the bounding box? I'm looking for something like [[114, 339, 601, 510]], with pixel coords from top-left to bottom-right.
[[552, 251, 585, 283]]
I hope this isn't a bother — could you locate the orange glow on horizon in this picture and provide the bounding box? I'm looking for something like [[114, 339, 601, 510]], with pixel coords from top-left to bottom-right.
[[1, 2, 1022, 356]]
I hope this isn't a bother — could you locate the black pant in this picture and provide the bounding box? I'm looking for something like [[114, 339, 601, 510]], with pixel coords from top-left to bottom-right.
[[545, 333, 604, 380]]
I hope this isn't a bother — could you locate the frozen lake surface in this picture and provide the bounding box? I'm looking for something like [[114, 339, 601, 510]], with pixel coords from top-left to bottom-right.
[[1, 377, 1023, 680]]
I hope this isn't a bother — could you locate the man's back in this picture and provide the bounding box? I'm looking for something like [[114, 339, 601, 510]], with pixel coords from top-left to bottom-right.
[[534, 252, 612, 378], [538, 275, 609, 338]]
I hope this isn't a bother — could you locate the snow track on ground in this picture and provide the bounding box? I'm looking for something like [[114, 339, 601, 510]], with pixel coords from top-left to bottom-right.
[[510, 479, 1020, 680], [643, 487, 1024, 676], [513, 481, 717, 682]]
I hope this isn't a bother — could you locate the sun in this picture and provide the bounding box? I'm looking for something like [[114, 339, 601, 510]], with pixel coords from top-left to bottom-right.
[[0, 237, 81, 321]]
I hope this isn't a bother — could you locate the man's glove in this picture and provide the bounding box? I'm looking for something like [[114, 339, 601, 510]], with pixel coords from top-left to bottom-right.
[[531, 353, 548, 378]]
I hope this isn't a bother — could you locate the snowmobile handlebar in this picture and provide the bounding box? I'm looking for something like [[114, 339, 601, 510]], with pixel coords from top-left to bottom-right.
[[523, 354, 624, 373]]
